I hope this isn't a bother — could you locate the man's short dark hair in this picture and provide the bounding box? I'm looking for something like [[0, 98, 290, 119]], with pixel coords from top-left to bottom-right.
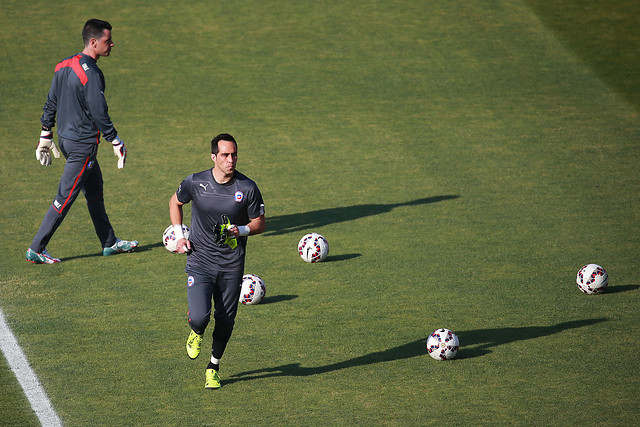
[[82, 19, 112, 45], [211, 133, 237, 154]]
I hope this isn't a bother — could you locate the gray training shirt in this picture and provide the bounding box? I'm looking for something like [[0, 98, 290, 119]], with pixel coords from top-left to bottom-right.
[[176, 169, 265, 273]]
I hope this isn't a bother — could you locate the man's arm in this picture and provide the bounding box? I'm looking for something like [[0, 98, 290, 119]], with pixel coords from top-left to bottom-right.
[[85, 70, 117, 141], [85, 69, 127, 168], [37, 74, 61, 166], [41, 77, 58, 130], [247, 215, 266, 235], [169, 193, 191, 253], [227, 214, 266, 239]]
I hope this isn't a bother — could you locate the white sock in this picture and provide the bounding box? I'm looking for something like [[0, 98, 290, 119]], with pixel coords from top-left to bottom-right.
[[211, 356, 221, 365]]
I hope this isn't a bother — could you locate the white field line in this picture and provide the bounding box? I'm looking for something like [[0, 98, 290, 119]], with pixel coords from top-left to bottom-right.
[[0, 307, 63, 427]]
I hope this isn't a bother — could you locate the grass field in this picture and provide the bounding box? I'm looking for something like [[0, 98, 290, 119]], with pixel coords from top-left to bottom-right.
[[1, 0, 638, 425]]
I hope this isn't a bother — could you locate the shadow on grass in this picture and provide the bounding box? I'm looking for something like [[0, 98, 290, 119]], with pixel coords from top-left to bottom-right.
[[60, 252, 102, 262], [259, 294, 298, 304], [604, 284, 639, 294], [524, 0, 640, 110], [228, 339, 427, 385], [456, 318, 607, 359], [60, 241, 162, 262], [324, 253, 361, 262], [132, 242, 163, 253], [227, 318, 606, 384], [265, 195, 459, 237]]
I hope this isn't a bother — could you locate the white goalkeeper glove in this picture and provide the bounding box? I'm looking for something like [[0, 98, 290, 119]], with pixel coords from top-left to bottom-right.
[[36, 128, 61, 166], [111, 136, 127, 169]]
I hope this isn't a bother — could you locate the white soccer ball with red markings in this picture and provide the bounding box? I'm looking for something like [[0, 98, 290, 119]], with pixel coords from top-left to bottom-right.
[[426, 328, 459, 360], [239, 274, 266, 305], [576, 264, 608, 294], [162, 224, 190, 253], [298, 233, 329, 263]]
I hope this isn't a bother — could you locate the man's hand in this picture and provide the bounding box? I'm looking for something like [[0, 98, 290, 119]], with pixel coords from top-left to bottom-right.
[[112, 136, 127, 169], [176, 238, 192, 254], [36, 128, 61, 166]]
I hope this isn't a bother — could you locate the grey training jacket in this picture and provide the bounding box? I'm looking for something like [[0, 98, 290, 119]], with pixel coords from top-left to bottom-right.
[[41, 53, 117, 144]]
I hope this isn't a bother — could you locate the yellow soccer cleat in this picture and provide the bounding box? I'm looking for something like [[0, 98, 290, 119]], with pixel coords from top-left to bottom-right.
[[186, 330, 203, 359], [205, 369, 221, 390]]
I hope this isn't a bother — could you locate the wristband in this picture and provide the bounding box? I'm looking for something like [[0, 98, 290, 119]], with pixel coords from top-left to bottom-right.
[[237, 225, 250, 236], [173, 224, 185, 240]]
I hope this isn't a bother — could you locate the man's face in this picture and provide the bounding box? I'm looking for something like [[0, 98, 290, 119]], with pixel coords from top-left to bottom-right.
[[93, 29, 114, 57], [212, 140, 238, 175]]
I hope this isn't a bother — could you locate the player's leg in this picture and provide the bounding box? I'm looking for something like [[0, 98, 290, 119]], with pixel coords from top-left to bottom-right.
[[81, 160, 138, 256], [27, 140, 96, 263], [185, 272, 213, 359], [210, 270, 243, 362], [205, 271, 243, 389], [81, 158, 116, 248]]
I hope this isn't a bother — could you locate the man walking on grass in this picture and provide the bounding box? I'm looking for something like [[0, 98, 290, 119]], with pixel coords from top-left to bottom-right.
[[27, 19, 137, 264]]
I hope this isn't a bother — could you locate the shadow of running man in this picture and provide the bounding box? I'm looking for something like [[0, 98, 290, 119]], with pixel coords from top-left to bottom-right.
[[265, 195, 459, 237], [227, 318, 606, 385]]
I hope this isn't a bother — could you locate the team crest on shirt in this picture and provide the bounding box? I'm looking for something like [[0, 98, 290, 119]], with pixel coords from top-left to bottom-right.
[[235, 191, 244, 202], [187, 276, 195, 287]]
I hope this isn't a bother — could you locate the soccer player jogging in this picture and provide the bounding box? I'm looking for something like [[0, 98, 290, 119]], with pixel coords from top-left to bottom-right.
[[27, 19, 137, 264], [169, 133, 266, 389]]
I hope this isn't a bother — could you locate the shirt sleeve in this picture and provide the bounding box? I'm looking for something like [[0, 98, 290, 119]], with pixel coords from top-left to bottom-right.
[[85, 69, 117, 142], [176, 175, 193, 204], [246, 183, 265, 219]]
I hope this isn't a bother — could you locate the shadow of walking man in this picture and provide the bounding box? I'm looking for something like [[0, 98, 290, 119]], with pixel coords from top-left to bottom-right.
[[265, 195, 460, 236]]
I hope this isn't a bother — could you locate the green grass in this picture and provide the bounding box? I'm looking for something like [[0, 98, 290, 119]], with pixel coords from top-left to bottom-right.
[[1, 0, 638, 425]]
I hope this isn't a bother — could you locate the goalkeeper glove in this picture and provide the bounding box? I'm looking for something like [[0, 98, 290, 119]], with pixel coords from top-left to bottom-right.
[[213, 214, 238, 249], [112, 136, 127, 169], [36, 127, 61, 166]]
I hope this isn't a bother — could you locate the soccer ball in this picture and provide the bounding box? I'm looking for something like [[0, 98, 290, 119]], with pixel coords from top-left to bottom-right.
[[239, 274, 266, 305], [426, 328, 459, 360], [298, 233, 329, 263], [576, 264, 608, 294], [162, 224, 190, 253]]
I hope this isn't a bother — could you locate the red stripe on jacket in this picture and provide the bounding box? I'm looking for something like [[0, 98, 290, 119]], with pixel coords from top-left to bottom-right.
[[55, 54, 88, 86]]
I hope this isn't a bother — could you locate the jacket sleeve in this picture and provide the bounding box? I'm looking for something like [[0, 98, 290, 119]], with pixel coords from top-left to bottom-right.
[[85, 69, 117, 142], [40, 75, 58, 129]]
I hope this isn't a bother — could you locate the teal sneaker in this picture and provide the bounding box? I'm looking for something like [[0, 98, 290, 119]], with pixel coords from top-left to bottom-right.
[[102, 238, 138, 256], [205, 369, 221, 390], [186, 330, 203, 359], [26, 248, 61, 264]]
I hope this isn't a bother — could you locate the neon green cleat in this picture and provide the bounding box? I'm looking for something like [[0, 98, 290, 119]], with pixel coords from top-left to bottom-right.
[[205, 369, 221, 389], [102, 238, 138, 256], [186, 330, 203, 359]]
